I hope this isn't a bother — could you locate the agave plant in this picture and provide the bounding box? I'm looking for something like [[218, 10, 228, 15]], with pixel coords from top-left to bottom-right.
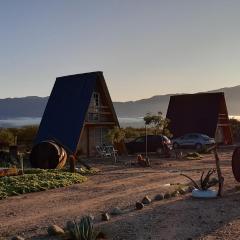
[[67, 216, 99, 240], [181, 169, 219, 191]]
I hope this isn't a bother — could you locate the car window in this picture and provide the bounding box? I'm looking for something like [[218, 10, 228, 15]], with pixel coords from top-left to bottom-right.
[[188, 134, 199, 139], [146, 135, 159, 143], [147, 136, 153, 142], [192, 135, 199, 139], [151, 135, 162, 141], [184, 135, 191, 139], [135, 137, 145, 143]]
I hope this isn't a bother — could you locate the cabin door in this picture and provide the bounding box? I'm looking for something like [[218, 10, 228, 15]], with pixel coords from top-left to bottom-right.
[[88, 127, 110, 156]]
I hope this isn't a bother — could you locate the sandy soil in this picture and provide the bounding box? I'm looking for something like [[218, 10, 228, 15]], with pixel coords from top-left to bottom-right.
[[1, 147, 240, 240]]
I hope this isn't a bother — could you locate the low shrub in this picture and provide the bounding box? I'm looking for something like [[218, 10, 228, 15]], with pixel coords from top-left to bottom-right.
[[67, 216, 99, 240], [0, 169, 86, 199]]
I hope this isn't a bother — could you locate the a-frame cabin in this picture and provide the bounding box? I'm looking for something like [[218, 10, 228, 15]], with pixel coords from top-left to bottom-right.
[[35, 71, 123, 157], [166, 92, 233, 144]]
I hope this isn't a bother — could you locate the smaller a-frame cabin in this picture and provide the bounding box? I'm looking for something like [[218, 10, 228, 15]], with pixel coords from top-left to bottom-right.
[[35, 71, 123, 157], [166, 92, 233, 144]]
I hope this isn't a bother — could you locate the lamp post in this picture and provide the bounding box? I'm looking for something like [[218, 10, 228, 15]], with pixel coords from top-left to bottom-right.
[[145, 124, 148, 158], [145, 124, 150, 166]]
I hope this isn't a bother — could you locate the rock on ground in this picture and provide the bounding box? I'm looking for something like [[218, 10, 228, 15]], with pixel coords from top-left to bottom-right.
[[136, 201, 144, 210], [141, 195, 152, 205], [154, 193, 164, 201], [47, 225, 65, 236], [101, 212, 110, 221], [12, 237, 25, 240], [110, 207, 123, 215]]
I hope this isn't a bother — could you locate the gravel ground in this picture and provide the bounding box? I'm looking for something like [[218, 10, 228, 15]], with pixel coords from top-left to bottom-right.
[[0, 147, 239, 240]]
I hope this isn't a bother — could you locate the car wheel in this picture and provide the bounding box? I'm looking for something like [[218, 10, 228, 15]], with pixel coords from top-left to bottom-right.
[[195, 143, 202, 151], [173, 142, 179, 149]]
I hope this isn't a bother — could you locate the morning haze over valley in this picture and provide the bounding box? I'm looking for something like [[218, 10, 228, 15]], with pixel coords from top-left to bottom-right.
[[0, 85, 240, 120]]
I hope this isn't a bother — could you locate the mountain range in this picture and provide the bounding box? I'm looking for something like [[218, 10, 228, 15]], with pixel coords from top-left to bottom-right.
[[0, 85, 239, 120]]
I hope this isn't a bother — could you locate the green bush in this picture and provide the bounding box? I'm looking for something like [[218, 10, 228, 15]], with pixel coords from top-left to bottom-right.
[[0, 129, 15, 147], [144, 112, 172, 138], [7, 125, 39, 149], [106, 127, 125, 144], [0, 169, 86, 199], [124, 127, 141, 139], [124, 127, 169, 140]]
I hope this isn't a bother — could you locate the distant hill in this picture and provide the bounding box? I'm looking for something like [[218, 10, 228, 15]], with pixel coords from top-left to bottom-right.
[[0, 85, 239, 119], [114, 85, 240, 117], [0, 96, 49, 119]]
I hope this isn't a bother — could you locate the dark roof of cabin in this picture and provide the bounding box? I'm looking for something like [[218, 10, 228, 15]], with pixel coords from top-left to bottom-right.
[[35, 71, 118, 153], [166, 92, 227, 138]]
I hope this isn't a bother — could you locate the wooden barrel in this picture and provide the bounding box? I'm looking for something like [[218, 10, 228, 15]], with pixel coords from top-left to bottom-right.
[[232, 147, 240, 182], [30, 141, 67, 169]]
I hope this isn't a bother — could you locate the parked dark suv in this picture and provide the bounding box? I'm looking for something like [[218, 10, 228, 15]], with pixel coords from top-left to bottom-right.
[[126, 135, 171, 155]]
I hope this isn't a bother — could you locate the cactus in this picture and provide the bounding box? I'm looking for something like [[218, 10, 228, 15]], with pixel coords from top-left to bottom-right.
[[67, 216, 98, 240]]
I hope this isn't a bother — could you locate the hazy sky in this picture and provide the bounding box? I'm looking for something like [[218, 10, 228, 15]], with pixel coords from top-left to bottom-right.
[[0, 0, 240, 101]]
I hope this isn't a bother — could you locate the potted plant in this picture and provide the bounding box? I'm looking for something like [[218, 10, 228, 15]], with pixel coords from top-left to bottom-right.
[[181, 169, 219, 198]]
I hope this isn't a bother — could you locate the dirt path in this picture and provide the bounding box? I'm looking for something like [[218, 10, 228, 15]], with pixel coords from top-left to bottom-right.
[[0, 149, 240, 239]]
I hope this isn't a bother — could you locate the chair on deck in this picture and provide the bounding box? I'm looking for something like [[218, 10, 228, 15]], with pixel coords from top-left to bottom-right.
[[96, 145, 111, 158], [104, 145, 118, 163], [96, 145, 118, 163]]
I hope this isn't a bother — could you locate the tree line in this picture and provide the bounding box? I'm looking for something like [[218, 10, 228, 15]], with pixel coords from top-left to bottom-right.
[[0, 116, 240, 149]]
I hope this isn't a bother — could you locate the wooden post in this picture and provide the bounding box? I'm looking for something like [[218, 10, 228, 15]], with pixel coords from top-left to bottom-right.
[[69, 155, 76, 173], [20, 154, 24, 175], [113, 147, 117, 164], [87, 127, 90, 157], [213, 147, 224, 197], [145, 124, 148, 159]]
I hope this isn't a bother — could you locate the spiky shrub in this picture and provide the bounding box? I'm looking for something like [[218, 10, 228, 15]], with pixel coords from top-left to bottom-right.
[[67, 216, 98, 240], [181, 169, 218, 190]]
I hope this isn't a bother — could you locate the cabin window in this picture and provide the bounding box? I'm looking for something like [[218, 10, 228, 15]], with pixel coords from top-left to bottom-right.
[[93, 92, 100, 107], [89, 92, 100, 109], [88, 92, 100, 121]]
